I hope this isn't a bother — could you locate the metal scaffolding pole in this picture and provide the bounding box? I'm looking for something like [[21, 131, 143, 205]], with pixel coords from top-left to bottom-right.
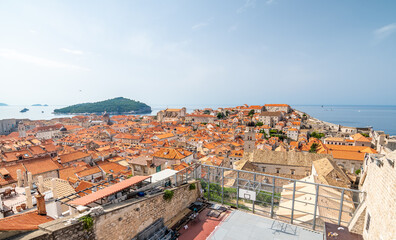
[[253, 173, 256, 214], [313, 184, 319, 230], [207, 165, 210, 201], [236, 170, 240, 208], [270, 177, 276, 218], [291, 180, 296, 224], [221, 168, 224, 205], [338, 189, 345, 226]]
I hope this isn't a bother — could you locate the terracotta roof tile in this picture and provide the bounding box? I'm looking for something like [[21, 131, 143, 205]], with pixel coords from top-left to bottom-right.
[[23, 157, 60, 175], [0, 210, 53, 231]]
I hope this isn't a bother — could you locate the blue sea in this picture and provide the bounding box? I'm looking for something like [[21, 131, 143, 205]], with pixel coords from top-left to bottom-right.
[[293, 105, 396, 136], [0, 104, 395, 135]]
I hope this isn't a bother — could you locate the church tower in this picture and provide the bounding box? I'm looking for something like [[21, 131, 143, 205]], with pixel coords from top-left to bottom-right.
[[103, 112, 111, 125], [244, 122, 256, 153], [18, 122, 26, 138]]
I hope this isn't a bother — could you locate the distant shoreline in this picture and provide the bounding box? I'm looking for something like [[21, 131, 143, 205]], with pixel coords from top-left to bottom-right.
[[52, 110, 152, 115]]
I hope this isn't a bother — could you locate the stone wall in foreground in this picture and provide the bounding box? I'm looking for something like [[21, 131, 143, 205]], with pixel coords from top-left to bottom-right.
[[21, 181, 200, 240], [94, 181, 200, 240]]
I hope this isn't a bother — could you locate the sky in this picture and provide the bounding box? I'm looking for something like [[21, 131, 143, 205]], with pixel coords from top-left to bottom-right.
[[0, 0, 395, 106]]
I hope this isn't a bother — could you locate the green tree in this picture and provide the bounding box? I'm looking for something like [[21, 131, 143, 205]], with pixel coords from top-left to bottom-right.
[[256, 121, 263, 126], [54, 97, 151, 114], [310, 132, 324, 139], [217, 112, 225, 119], [309, 143, 318, 153], [204, 110, 211, 115], [248, 109, 255, 117], [270, 129, 278, 134]]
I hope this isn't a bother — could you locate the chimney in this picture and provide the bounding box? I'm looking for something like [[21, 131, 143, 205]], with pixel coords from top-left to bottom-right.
[[17, 169, 23, 187], [27, 172, 33, 189], [38, 176, 44, 193], [25, 187, 33, 208], [146, 158, 153, 167], [35, 191, 47, 215], [51, 179, 58, 199]]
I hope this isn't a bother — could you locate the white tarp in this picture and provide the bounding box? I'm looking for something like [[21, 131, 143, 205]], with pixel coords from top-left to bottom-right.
[[150, 169, 179, 183]]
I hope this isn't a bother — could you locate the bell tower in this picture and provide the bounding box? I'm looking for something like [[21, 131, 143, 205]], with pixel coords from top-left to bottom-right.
[[18, 121, 26, 138], [244, 122, 256, 153]]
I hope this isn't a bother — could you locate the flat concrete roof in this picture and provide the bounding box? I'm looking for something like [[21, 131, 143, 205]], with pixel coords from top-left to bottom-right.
[[150, 169, 178, 183], [208, 210, 323, 240]]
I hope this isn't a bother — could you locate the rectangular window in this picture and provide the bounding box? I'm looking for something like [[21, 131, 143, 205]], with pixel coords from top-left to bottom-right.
[[290, 169, 295, 175], [276, 168, 280, 174], [262, 167, 266, 172]]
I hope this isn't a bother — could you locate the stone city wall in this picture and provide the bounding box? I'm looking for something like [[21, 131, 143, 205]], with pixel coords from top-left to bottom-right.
[[23, 181, 201, 240]]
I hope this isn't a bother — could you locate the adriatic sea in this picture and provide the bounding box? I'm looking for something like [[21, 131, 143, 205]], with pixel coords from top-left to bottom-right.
[[1, 104, 395, 136]]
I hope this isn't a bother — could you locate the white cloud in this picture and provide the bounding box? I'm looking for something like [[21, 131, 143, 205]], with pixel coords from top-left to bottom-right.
[[60, 48, 84, 55], [374, 23, 396, 40], [192, 22, 208, 30], [29, 30, 38, 34], [0, 49, 89, 71], [237, 0, 256, 13], [228, 24, 238, 32], [192, 18, 212, 30], [266, 0, 275, 4]]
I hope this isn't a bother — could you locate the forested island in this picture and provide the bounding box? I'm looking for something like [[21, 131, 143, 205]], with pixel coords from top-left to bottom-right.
[[32, 104, 48, 106], [53, 97, 151, 114]]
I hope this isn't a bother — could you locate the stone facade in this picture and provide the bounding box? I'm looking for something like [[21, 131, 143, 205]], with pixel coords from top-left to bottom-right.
[[157, 108, 187, 122], [25, 181, 200, 240], [334, 158, 363, 174], [254, 162, 311, 176], [244, 150, 333, 177], [258, 112, 283, 127], [264, 104, 291, 113], [0, 119, 24, 135], [244, 124, 256, 153], [357, 152, 396, 240], [94, 182, 200, 240]]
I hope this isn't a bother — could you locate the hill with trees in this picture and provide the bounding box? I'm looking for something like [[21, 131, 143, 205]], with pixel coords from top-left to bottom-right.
[[54, 97, 151, 114]]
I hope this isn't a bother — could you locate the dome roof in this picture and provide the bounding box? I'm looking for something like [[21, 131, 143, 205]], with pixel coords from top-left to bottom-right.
[[59, 127, 67, 132]]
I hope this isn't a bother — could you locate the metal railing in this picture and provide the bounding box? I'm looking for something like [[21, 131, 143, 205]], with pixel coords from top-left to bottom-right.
[[51, 162, 364, 232], [187, 164, 364, 231]]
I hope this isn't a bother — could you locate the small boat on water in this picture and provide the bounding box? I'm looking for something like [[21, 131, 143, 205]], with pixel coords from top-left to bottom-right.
[[20, 108, 29, 113]]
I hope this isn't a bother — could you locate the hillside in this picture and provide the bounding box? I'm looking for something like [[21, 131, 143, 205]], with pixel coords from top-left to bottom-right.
[[53, 97, 151, 114]]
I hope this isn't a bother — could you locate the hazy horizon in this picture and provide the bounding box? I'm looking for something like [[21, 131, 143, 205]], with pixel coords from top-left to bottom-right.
[[0, 0, 395, 106]]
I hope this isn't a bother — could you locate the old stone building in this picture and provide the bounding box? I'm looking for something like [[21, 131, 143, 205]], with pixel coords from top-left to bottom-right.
[[243, 150, 333, 177], [184, 114, 216, 124], [243, 122, 256, 153], [156, 108, 187, 122], [264, 104, 291, 113], [0, 119, 25, 135], [258, 111, 284, 127]]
